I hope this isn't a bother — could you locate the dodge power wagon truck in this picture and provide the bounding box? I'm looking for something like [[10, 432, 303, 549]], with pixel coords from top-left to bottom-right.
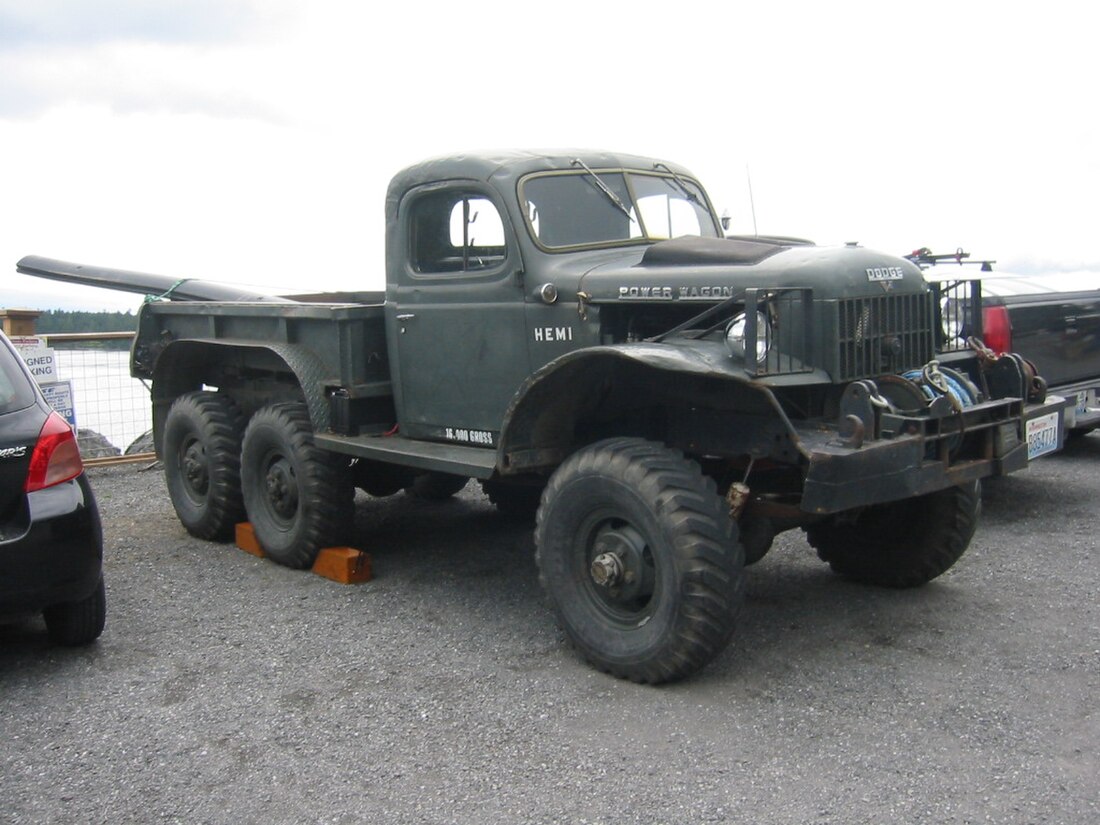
[[18, 150, 1065, 683]]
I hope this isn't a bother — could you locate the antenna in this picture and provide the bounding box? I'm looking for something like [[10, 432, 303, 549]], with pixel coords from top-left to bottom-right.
[[746, 165, 758, 236]]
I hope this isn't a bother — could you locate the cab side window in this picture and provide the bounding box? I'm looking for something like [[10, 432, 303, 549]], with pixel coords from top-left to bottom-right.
[[410, 191, 507, 274]]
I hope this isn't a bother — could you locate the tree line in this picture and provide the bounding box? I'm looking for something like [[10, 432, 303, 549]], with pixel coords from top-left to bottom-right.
[[35, 309, 138, 334], [35, 309, 138, 350]]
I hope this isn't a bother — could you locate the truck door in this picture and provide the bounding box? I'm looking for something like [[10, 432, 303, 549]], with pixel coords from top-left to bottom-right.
[[387, 184, 531, 449]]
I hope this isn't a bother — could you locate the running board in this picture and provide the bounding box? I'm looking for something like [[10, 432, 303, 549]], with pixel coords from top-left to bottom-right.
[[314, 433, 498, 479]]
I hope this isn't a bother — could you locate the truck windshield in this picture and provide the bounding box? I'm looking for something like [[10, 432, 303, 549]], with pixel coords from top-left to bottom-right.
[[520, 169, 719, 250]]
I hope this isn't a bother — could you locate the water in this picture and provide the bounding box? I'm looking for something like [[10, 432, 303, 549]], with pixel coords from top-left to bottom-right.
[[53, 348, 153, 453]]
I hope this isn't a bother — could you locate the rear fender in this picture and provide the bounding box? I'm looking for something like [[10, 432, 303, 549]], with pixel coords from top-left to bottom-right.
[[149, 340, 331, 455]]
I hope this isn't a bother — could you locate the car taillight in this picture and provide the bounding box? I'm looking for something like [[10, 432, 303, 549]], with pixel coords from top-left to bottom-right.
[[25, 411, 84, 492], [982, 305, 1013, 354]]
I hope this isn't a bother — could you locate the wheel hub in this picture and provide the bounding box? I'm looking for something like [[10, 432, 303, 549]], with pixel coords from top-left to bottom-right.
[[590, 552, 624, 588], [181, 441, 208, 493], [264, 458, 298, 520], [588, 524, 652, 609]]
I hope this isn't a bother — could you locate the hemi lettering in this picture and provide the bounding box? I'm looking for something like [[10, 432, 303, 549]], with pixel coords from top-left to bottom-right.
[[534, 326, 574, 342]]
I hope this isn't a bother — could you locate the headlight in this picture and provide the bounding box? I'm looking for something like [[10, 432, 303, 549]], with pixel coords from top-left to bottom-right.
[[940, 296, 966, 342], [725, 311, 770, 362]]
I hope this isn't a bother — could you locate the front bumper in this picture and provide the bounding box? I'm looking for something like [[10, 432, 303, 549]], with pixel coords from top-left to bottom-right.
[[797, 394, 1067, 515]]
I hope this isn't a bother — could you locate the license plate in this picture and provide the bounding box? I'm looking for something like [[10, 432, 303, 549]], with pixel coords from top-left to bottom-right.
[[1026, 412, 1061, 460]]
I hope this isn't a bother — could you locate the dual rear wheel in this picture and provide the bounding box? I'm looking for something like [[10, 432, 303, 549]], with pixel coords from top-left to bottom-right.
[[163, 394, 350, 568], [164, 395, 468, 568]]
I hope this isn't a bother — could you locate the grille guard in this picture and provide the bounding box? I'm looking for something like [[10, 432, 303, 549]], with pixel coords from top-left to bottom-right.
[[738, 281, 982, 381], [797, 393, 1067, 515]]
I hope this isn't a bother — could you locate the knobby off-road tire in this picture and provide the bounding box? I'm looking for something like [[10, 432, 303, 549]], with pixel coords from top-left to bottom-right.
[[535, 438, 745, 684], [240, 402, 353, 569], [806, 480, 981, 588], [44, 577, 106, 646], [163, 391, 246, 541]]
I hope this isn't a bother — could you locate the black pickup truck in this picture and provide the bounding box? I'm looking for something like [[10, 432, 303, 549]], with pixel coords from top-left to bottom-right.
[[912, 249, 1100, 436], [16, 153, 1066, 682]]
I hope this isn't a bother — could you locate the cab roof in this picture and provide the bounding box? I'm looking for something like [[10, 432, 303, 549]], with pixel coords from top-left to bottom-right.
[[385, 150, 702, 220]]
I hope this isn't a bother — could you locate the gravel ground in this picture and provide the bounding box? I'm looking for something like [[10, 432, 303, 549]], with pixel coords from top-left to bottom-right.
[[2, 436, 1098, 824]]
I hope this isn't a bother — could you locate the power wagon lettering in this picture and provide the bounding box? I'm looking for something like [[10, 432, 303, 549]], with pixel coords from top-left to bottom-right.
[[617, 285, 739, 301]]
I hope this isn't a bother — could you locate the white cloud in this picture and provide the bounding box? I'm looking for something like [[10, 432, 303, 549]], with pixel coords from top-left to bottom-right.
[[0, 0, 274, 48], [0, 42, 288, 120]]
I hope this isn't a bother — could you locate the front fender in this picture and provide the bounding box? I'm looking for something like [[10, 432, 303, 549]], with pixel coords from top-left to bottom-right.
[[497, 342, 799, 472]]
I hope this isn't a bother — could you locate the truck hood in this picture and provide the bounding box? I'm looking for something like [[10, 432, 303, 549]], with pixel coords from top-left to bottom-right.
[[578, 237, 926, 302]]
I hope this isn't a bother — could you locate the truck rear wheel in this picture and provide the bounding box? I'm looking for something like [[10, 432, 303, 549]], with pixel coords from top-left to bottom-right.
[[240, 402, 353, 568], [535, 438, 744, 683], [806, 481, 981, 588], [163, 391, 245, 541]]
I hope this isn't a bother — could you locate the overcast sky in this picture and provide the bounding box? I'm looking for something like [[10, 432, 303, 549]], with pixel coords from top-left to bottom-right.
[[2, 0, 1097, 312]]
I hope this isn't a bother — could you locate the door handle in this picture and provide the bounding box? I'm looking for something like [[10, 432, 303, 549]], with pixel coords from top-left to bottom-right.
[[396, 313, 416, 321]]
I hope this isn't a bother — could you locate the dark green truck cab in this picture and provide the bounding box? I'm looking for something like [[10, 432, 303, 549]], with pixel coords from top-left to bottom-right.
[[17, 150, 1066, 682]]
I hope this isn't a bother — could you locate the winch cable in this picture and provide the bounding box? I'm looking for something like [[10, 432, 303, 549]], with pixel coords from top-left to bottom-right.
[[904, 361, 975, 410], [903, 361, 977, 454]]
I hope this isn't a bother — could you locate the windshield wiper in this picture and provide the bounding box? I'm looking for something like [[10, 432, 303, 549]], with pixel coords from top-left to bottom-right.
[[571, 158, 634, 220], [653, 162, 701, 204]]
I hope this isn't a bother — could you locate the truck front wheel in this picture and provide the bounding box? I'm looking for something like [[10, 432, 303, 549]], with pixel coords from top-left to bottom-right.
[[163, 391, 245, 541], [240, 402, 353, 568], [805, 481, 981, 588], [535, 438, 744, 683]]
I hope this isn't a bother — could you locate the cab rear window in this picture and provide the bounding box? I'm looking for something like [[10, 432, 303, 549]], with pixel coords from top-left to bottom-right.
[[0, 340, 37, 415]]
